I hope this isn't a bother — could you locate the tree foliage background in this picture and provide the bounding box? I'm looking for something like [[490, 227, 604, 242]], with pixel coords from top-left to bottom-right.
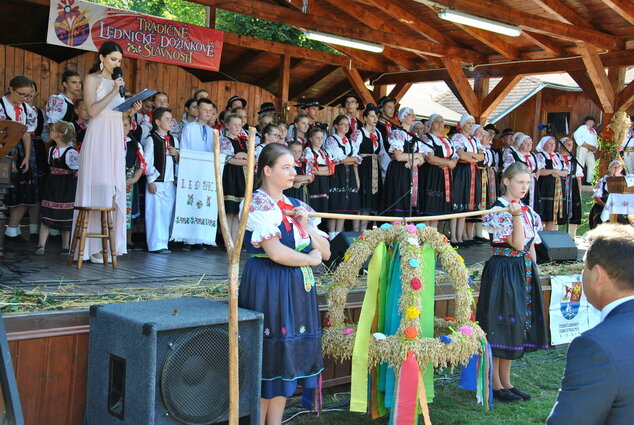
[[88, 0, 333, 52]]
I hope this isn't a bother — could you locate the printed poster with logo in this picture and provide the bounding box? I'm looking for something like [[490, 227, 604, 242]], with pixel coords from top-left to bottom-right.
[[170, 149, 224, 246], [549, 275, 601, 345], [46, 0, 223, 71]]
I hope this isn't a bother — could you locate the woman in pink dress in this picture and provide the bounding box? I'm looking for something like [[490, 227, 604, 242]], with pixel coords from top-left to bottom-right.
[[74, 41, 141, 262]]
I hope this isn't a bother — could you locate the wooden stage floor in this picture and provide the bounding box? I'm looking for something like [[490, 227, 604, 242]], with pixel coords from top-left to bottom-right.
[[0, 235, 499, 291]]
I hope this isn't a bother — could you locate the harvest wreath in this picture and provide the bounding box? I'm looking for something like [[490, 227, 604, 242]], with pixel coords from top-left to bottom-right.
[[321, 223, 490, 424]]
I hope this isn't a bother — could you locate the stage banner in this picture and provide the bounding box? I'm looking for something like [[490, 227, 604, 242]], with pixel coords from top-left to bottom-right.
[[171, 149, 224, 246], [549, 275, 601, 345], [47, 0, 223, 71]]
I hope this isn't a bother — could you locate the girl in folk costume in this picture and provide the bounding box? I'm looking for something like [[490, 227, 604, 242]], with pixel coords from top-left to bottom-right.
[[589, 160, 627, 229], [74, 41, 142, 263], [286, 113, 310, 146], [220, 113, 250, 243], [303, 127, 333, 213], [450, 114, 484, 247], [144, 108, 179, 254], [276, 121, 288, 145], [325, 115, 361, 236], [557, 137, 583, 237], [230, 106, 250, 138], [173, 97, 198, 140], [382, 107, 433, 217], [351, 104, 383, 230], [45, 70, 82, 127], [72, 99, 90, 152], [535, 136, 569, 230], [254, 123, 282, 159], [476, 163, 548, 403], [341, 92, 363, 137], [1, 75, 37, 241], [238, 144, 330, 425], [503, 133, 544, 213], [123, 115, 146, 249], [419, 114, 458, 228], [35, 121, 78, 255], [283, 140, 314, 203]]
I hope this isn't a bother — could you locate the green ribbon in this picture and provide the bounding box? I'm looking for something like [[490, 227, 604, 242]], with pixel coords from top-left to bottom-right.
[[419, 243, 436, 402]]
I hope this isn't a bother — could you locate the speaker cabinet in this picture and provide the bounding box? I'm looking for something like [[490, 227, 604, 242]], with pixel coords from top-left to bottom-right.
[[85, 297, 263, 425], [536, 230, 578, 263], [323, 231, 364, 270]]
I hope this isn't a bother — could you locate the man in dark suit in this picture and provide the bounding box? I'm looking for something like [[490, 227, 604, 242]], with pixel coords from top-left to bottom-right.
[[547, 224, 634, 425]]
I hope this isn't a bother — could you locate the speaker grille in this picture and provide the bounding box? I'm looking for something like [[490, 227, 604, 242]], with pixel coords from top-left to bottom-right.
[[160, 326, 247, 424]]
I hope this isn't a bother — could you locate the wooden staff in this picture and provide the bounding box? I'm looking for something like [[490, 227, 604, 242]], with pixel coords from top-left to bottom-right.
[[214, 127, 256, 425], [284, 206, 510, 222]]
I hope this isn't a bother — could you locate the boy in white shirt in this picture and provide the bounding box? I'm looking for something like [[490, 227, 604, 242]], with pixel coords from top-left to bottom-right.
[[180, 98, 214, 153]]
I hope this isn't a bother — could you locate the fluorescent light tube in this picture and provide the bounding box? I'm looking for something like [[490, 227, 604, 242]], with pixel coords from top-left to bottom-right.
[[304, 31, 385, 53], [438, 9, 522, 37]]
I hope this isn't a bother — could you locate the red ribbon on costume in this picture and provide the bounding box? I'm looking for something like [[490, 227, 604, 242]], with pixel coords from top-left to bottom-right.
[[277, 200, 308, 238], [237, 134, 248, 151], [342, 136, 349, 145], [13, 105, 22, 122], [77, 121, 87, 131], [164, 134, 172, 152], [350, 117, 357, 131], [137, 147, 147, 173], [370, 133, 378, 150]]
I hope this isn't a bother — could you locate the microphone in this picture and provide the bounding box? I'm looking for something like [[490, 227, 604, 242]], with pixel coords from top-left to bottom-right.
[[112, 67, 125, 98], [538, 123, 551, 131]]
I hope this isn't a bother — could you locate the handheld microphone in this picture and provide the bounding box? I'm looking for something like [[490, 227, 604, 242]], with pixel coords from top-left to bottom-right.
[[538, 123, 550, 131], [112, 67, 125, 98]]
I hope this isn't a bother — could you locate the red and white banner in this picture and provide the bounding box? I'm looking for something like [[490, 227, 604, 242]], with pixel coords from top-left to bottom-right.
[[47, 0, 223, 71]]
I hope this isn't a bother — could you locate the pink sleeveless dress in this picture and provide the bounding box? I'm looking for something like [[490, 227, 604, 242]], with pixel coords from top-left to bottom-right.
[[74, 76, 126, 259]]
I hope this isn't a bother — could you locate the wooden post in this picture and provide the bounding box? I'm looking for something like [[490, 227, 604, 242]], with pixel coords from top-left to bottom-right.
[[214, 128, 256, 425], [206, 7, 216, 28], [278, 54, 291, 121]]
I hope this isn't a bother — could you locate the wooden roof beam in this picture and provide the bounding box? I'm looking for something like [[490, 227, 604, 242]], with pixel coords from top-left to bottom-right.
[[430, 0, 623, 50], [529, 0, 590, 27], [456, 24, 520, 60], [331, 45, 401, 72], [365, 0, 459, 45], [321, 80, 355, 106], [290, 65, 341, 99], [442, 57, 480, 117], [617, 82, 634, 111], [200, 0, 485, 62], [567, 70, 606, 111], [480, 75, 522, 118], [383, 47, 428, 70], [599, 0, 634, 26], [341, 67, 377, 106], [522, 31, 566, 58], [255, 57, 307, 89], [387, 83, 413, 102], [372, 49, 634, 84], [577, 42, 615, 113], [222, 50, 268, 74]]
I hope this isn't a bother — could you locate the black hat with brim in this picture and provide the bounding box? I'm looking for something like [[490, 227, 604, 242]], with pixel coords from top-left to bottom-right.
[[340, 92, 365, 110], [304, 97, 325, 110], [226, 95, 247, 109], [377, 96, 396, 109], [295, 97, 307, 108], [484, 123, 499, 135], [502, 128, 514, 136], [258, 102, 277, 115]]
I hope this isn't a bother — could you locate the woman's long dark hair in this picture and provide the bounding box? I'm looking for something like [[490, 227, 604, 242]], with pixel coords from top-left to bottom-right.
[[89, 41, 123, 74], [255, 143, 293, 189]]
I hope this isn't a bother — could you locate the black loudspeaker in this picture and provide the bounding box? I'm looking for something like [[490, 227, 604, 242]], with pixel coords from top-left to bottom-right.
[[536, 231, 578, 263], [324, 231, 364, 269], [85, 297, 263, 425]]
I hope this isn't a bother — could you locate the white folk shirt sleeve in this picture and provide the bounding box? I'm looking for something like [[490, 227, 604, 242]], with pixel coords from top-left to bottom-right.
[[574, 125, 598, 148]]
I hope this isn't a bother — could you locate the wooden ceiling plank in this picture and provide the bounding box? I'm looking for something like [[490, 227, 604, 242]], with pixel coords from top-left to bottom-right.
[[387, 83, 413, 102], [480, 74, 522, 118], [617, 82, 634, 111], [223, 50, 268, 74], [365, 0, 458, 45], [341, 67, 377, 106], [567, 70, 606, 111], [456, 24, 520, 60], [577, 42, 615, 113], [372, 49, 634, 84], [321, 80, 354, 106], [431, 0, 622, 50], [529, 0, 589, 27], [198, 0, 484, 62], [522, 31, 566, 57], [599, 0, 634, 26], [331, 45, 401, 72], [441, 57, 480, 117], [290, 65, 340, 98]]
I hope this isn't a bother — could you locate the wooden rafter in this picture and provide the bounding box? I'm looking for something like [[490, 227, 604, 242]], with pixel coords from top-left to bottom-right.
[[372, 49, 634, 84], [577, 42, 615, 113], [529, 0, 589, 27], [321, 80, 355, 106], [567, 70, 605, 111], [480, 75, 523, 118], [278, 54, 291, 110], [256, 57, 305, 89], [387, 83, 413, 102], [223, 51, 267, 74], [341, 67, 376, 106], [290, 66, 341, 98], [442, 57, 480, 117], [456, 24, 520, 60], [331, 45, 400, 72], [383, 47, 427, 70], [617, 82, 634, 111], [522, 31, 566, 57], [199, 0, 485, 62], [599, 0, 634, 26], [430, 0, 622, 50]]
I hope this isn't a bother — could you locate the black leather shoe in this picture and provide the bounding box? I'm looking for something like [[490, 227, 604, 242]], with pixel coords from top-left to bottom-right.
[[493, 388, 523, 402], [507, 387, 531, 401]]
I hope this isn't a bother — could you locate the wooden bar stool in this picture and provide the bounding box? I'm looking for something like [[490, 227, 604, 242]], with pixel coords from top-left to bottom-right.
[[68, 207, 117, 269]]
